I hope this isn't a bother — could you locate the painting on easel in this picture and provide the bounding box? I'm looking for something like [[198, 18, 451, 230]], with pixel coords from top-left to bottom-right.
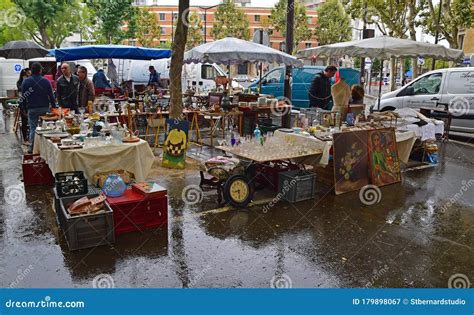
[[368, 128, 401, 187], [162, 119, 189, 170], [333, 130, 369, 195]]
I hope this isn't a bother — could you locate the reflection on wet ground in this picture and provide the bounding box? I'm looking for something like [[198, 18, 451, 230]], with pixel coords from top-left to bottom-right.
[[0, 128, 473, 288]]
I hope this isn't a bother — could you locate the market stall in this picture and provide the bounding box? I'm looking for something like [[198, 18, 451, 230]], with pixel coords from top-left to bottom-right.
[[33, 131, 155, 182]]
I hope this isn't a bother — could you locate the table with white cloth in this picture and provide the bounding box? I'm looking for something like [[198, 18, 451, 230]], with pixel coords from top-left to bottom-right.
[[33, 133, 155, 182], [273, 128, 416, 166]]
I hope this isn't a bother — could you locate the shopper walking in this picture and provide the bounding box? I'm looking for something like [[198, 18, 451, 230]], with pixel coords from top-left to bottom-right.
[[20, 62, 56, 153]]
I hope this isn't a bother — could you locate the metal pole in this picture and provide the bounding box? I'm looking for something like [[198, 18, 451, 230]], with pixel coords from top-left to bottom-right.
[[259, 29, 263, 93], [360, 1, 368, 86], [282, 0, 294, 128], [377, 60, 383, 109], [432, 0, 443, 70], [204, 9, 207, 43], [171, 11, 174, 44]]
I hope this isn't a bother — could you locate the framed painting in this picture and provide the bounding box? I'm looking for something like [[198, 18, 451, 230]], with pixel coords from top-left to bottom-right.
[[333, 130, 369, 195], [368, 128, 401, 187], [162, 119, 189, 170]]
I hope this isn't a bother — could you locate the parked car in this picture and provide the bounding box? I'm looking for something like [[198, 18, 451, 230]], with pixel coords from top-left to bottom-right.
[[248, 66, 361, 108], [373, 67, 474, 135]]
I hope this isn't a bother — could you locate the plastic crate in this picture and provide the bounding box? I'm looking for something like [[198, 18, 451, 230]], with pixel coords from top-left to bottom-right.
[[58, 193, 115, 251], [22, 154, 54, 186], [106, 189, 168, 236], [55, 171, 88, 198], [278, 170, 318, 203], [53, 186, 101, 223], [255, 162, 300, 192]]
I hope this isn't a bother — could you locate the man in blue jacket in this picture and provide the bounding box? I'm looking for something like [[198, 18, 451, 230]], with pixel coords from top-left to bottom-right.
[[20, 62, 56, 153]]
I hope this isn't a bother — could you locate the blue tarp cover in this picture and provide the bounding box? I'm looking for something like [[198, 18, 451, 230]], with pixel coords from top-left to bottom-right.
[[52, 45, 171, 61]]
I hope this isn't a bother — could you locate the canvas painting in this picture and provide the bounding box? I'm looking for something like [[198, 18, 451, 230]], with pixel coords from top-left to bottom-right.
[[162, 119, 189, 170], [368, 128, 401, 186], [333, 130, 369, 195]]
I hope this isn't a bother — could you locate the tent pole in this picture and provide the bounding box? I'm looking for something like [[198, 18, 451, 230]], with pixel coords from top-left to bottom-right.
[[377, 60, 383, 109], [259, 62, 262, 93]]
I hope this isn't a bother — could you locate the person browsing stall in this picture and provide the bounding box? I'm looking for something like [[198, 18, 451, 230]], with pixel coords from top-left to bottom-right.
[[56, 63, 80, 112], [93, 68, 111, 89], [308, 65, 337, 110], [77, 66, 95, 109], [147, 65, 163, 88], [20, 62, 56, 153]]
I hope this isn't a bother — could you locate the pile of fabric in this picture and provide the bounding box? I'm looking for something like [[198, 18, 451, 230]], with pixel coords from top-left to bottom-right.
[[393, 108, 444, 141]]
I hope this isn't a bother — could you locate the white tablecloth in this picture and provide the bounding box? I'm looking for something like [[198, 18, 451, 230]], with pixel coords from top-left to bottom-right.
[[33, 134, 155, 182], [274, 129, 416, 166]]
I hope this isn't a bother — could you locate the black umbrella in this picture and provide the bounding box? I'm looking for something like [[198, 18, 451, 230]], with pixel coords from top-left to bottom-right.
[[0, 40, 49, 60]]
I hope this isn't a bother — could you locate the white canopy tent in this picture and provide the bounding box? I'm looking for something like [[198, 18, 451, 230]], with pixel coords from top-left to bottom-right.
[[297, 36, 464, 108], [184, 37, 303, 67], [297, 36, 464, 61]]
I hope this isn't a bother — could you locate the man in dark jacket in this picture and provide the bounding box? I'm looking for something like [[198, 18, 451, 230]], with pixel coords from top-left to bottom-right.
[[20, 62, 56, 153], [147, 65, 162, 88], [56, 63, 80, 111], [77, 66, 95, 109], [308, 65, 337, 109]]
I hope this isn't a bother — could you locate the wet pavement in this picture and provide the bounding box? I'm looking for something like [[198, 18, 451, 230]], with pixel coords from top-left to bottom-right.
[[0, 121, 473, 288]]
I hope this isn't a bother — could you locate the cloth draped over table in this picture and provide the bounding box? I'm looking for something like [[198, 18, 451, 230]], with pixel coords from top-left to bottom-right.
[[34, 135, 155, 182]]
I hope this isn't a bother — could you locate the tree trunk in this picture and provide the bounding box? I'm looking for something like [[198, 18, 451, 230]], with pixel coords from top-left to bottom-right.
[[390, 57, 396, 91], [169, 0, 189, 119]]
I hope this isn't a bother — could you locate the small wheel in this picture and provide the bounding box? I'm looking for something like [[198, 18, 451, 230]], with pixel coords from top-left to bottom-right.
[[223, 175, 254, 208]]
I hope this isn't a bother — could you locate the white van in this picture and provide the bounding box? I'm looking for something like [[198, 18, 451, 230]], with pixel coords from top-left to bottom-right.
[[126, 58, 241, 91], [374, 67, 474, 135], [0, 57, 97, 96]]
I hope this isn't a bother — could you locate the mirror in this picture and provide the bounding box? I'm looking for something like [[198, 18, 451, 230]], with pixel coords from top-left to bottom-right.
[[405, 86, 415, 96], [261, 78, 267, 85]]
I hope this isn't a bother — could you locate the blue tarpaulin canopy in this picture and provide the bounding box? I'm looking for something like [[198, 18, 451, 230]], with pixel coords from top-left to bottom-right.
[[52, 45, 171, 62]]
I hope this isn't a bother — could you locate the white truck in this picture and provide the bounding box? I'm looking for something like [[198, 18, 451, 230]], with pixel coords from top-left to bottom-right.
[[0, 57, 97, 97], [124, 58, 241, 91], [374, 67, 474, 135]]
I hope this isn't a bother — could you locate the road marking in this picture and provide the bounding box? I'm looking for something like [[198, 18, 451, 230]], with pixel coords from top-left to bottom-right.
[[172, 197, 275, 222]]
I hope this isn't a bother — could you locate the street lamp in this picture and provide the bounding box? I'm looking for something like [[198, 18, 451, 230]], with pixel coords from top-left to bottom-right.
[[198, 5, 219, 43]]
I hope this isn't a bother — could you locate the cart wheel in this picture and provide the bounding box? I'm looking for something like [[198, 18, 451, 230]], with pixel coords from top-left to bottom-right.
[[223, 175, 254, 208]]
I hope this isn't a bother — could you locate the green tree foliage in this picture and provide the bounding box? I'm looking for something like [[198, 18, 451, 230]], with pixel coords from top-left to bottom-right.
[[420, 0, 473, 49], [135, 8, 161, 47], [13, 0, 87, 48], [269, 0, 312, 47], [314, 0, 351, 45], [87, 0, 137, 44], [211, 0, 250, 40], [346, 0, 409, 37], [0, 0, 26, 46], [354, 56, 361, 69], [186, 11, 203, 49]]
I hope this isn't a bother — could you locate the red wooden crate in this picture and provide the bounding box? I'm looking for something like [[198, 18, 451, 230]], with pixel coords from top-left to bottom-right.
[[22, 154, 54, 186], [106, 189, 168, 236]]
